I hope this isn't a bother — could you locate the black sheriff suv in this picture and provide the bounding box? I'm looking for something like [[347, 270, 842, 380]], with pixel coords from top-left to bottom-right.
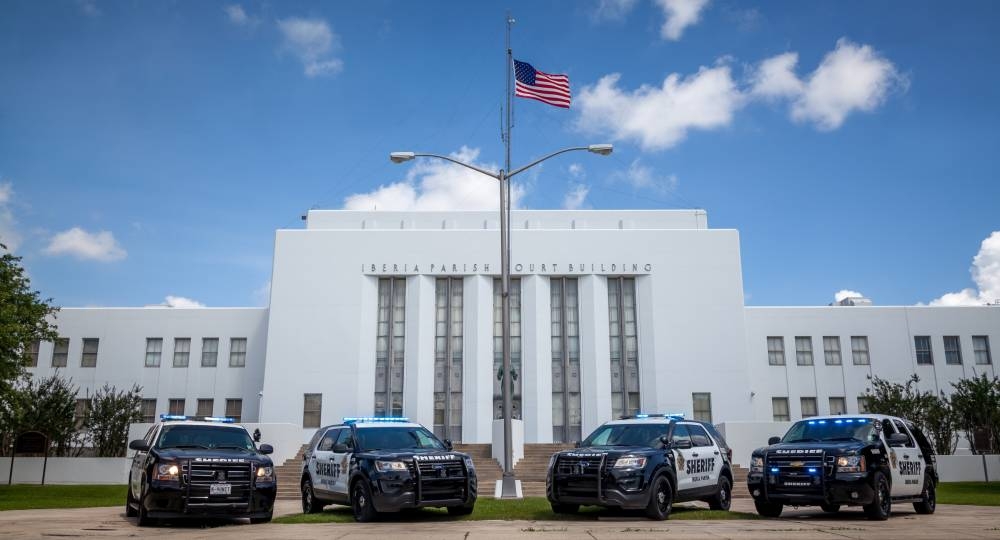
[[126, 415, 277, 525], [546, 414, 735, 520], [299, 417, 477, 521], [747, 414, 938, 520]]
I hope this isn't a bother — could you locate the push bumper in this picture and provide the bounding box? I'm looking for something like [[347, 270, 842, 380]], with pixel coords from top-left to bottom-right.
[[748, 473, 875, 506], [368, 471, 477, 512], [547, 470, 651, 510], [143, 480, 276, 519]]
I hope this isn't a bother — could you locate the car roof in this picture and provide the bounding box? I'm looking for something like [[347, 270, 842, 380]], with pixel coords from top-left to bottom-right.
[[160, 421, 247, 429], [604, 417, 678, 426], [792, 414, 901, 423], [321, 422, 424, 430]]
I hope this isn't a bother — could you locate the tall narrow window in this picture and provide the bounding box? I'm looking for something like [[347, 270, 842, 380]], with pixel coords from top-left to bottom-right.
[[608, 277, 640, 419], [915, 336, 933, 365], [168, 399, 185, 415], [229, 338, 247, 367], [81, 338, 99, 367], [52, 338, 69, 367], [173, 338, 191, 367], [493, 278, 522, 420], [145, 338, 163, 367], [303, 393, 322, 428], [141, 399, 157, 423], [226, 399, 243, 422], [772, 398, 790, 421], [26, 340, 40, 367], [433, 278, 463, 441], [196, 399, 213, 416], [692, 393, 712, 423], [973, 336, 992, 365], [829, 397, 846, 415], [551, 277, 582, 442], [857, 396, 871, 413], [944, 336, 962, 365], [800, 397, 818, 418], [823, 336, 842, 365], [795, 336, 813, 366], [375, 278, 406, 417], [851, 336, 870, 365], [201, 338, 218, 367], [767, 337, 785, 365]]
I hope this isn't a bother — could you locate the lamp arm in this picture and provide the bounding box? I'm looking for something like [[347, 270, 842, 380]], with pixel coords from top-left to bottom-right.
[[507, 147, 590, 178], [413, 153, 500, 180]]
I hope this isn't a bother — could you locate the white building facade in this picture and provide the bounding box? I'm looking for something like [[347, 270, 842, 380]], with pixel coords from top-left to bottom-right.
[[25, 210, 999, 449]]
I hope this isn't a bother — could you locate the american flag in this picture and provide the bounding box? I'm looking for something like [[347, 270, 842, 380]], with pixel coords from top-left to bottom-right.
[[514, 59, 570, 108]]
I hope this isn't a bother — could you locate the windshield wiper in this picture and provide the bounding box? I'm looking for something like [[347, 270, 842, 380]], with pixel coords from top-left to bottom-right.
[[214, 445, 252, 451], [783, 438, 819, 443], [166, 444, 209, 449]]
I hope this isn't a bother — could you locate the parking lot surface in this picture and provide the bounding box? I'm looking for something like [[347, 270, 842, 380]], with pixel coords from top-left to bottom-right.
[[1, 499, 998, 539]]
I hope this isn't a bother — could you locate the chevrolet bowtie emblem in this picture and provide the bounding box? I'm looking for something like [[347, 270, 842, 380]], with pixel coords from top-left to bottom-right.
[[790, 461, 804, 467], [216, 470, 226, 481]]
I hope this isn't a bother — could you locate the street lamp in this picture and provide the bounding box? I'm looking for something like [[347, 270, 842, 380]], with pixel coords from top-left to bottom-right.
[[390, 143, 612, 498]]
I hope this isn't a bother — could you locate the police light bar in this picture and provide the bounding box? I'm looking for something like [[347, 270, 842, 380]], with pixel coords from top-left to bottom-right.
[[664, 412, 685, 419], [343, 417, 410, 424], [159, 414, 236, 423]]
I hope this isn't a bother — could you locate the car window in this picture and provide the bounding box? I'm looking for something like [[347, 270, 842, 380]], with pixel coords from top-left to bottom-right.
[[143, 425, 158, 446], [702, 423, 730, 452], [317, 428, 340, 452], [892, 419, 915, 447], [335, 428, 354, 449], [880, 418, 896, 435], [686, 424, 713, 447], [907, 424, 935, 456], [671, 424, 691, 445]]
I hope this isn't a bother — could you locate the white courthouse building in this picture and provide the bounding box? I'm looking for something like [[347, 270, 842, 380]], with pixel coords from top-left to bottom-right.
[[24, 209, 999, 454]]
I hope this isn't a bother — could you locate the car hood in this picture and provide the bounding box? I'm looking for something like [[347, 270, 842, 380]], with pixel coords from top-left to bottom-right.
[[757, 440, 866, 457], [558, 446, 657, 458], [355, 449, 470, 461], [153, 447, 271, 465]]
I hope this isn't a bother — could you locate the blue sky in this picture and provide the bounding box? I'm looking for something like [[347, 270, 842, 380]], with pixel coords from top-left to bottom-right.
[[1, 0, 998, 308]]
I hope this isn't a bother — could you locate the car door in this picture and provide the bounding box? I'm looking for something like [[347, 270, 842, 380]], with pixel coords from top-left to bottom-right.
[[878, 418, 908, 497], [669, 424, 695, 494], [330, 428, 355, 498], [684, 423, 721, 491], [891, 419, 924, 496], [130, 425, 158, 498], [311, 428, 341, 497]]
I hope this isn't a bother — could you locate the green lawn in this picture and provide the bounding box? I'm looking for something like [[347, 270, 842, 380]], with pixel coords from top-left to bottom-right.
[[0, 484, 127, 511], [274, 497, 759, 524], [937, 482, 1000, 506]]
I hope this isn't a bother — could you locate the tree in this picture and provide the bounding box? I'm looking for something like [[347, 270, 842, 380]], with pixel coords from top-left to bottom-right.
[[949, 374, 1000, 454], [85, 383, 144, 457], [862, 374, 956, 455], [1, 374, 81, 456]]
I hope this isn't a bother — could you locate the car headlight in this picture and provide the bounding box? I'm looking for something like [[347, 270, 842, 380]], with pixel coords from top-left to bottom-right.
[[750, 456, 764, 473], [836, 455, 866, 473], [256, 466, 274, 482], [155, 462, 180, 482], [613, 456, 647, 469], [375, 460, 408, 472]]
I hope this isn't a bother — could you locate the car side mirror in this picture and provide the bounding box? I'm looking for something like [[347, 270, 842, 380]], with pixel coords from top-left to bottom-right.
[[332, 443, 348, 453], [672, 439, 692, 450], [259, 443, 274, 455], [443, 439, 454, 451], [129, 439, 150, 452], [768, 436, 781, 446], [659, 435, 670, 448], [887, 433, 910, 447]]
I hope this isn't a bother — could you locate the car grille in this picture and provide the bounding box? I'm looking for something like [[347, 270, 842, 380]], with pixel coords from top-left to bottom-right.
[[553, 455, 607, 498], [765, 454, 827, 493], [183, 461, 253, 508], [413, 459, 469, 502]]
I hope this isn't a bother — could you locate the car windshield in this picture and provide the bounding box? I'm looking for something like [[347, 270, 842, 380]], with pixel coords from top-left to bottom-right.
[[157, 425, 256, 451], [354, 426, 446, 451], [581, 424, 668, 447], [781, 418, 877, 443]]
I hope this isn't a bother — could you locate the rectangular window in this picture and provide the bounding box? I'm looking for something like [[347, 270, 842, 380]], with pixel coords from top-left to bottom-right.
[[829, 397, 847, 415], [795, 336, 813, 366], [303, 393, 322, 428], [944, 336, 962, 365], [196, 399, 213, 417], [52, 338, 69, 367], [800, 397, 818, 418], [141, 399, 157, 423], [915, 336, 933, 365], [973, 336, 992, 365], [692, 392, 712, 423], [168, 399, 185, 416], [173, 338, 191, 367], [493, 278, 523, 420], [857, 396, 870, 414], [225, 399, 243, 422], [551, 277, 582, 443], [80, 338, 99, 367], [376, 277, 406, 417], [608, 277, 640, 419], [201, 338, 218, 367], [74, 399, 89, 429], [767, 337, 785, 365], [772, 397, 790, 421], [851, 336, 870, 365], [26, 340, 41, 367], [433, 277, 463, 442], [145, 338, 163, 367], [229, 338, 247, 367], [823, 336, 842, 365]]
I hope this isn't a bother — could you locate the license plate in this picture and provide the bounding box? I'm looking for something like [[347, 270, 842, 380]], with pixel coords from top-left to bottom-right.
[[210, 483, 232, 495]]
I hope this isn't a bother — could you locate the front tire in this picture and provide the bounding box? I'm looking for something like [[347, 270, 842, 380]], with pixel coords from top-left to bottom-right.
[[551, 503, 579, 514], [301, 478, 324, 514], [820, 503, 841, 513], [863, 471, 891, 521], [644, 475, 674, 520], [125, 476, 138, 517], [754, 500, 783, 518], [913, 474, 936, 514], [708, 476, 732, 511], [351, 480, 379, 522]]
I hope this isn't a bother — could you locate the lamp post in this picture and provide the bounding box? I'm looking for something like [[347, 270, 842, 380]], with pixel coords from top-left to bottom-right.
[[390, 143, 612, 498]]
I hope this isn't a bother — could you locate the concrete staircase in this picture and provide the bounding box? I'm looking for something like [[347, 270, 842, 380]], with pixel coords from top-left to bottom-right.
[[452, 443, 503, 490], [274, 444, 308, 500], [514, 443, 573, 497]]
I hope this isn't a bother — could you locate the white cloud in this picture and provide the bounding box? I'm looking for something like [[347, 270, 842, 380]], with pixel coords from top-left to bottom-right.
[[0, 181, 21, 252], [562, 184, 590, 210], [43, 227, 127, 262], [834, 289, 865, 302], [655, 0, 710, 41], [576, 65, 742, 150], [77, 0, 100, 17], [752, 39, 906, 130], [277, 17, 343, 77], [568, 163, 586, 179], [591, 0, 639, 22], [930, 231, 1000, 306], [615, 159, 679, 193], [163, 296, 205, 308], [343, 146, 524, 211], [224, 4, 257, 27]]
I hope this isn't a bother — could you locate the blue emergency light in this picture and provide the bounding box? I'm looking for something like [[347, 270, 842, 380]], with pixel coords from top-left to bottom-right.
[[343, 417, 410, 424]]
